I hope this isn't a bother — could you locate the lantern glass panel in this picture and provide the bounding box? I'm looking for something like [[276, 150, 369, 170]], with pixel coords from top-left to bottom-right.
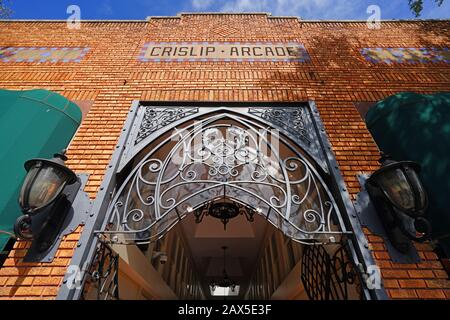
[[24, 164, 69, 211], [406, 167, 427, 210], [376, 167, 414, 210]]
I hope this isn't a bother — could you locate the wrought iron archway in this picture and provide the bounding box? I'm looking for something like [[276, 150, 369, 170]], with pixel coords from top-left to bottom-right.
[[97, 106, 351, 245]]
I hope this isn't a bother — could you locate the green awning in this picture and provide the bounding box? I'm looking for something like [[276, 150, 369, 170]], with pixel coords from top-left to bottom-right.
[[0, 89, 82, 252], [365, 91, 450, 256]]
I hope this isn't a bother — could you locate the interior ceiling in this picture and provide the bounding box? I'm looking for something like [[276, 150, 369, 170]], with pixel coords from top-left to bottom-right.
[[179, 207, 276, 298]]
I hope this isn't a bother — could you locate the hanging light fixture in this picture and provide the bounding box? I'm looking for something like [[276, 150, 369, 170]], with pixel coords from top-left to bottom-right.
[[193, 183, 254, 230], [208, 202, 240, 229], [193, 200, 254, 230], [210, 246, 237, 293]]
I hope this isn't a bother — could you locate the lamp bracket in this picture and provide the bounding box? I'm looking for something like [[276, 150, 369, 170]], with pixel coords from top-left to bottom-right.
[[354, 174, 420, 264], [23, 173, 92, 263]]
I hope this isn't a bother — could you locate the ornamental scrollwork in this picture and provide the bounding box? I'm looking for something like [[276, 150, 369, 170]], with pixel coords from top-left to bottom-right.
[[82, 241, 119, 300], [248, 107, 311, 146], [101, 110, 347, 245], [135, 107, 198, 145], [300, 241, 364, 300]]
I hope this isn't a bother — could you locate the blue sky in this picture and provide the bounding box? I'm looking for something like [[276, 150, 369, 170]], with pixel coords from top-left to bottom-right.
[[6, 0, 450, 20]]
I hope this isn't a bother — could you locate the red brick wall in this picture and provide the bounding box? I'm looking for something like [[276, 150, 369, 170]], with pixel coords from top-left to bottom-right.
[[0, 14, 449, 300]]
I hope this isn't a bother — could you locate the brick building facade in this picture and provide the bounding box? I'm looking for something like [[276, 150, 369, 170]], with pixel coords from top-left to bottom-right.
[[0, 13, 449, 300]]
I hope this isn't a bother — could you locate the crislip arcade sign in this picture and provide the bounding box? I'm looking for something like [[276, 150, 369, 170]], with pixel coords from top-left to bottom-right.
[[139, 42, 310, 62]]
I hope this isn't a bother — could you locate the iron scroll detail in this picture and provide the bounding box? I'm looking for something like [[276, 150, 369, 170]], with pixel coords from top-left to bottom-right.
[[135, 107, 199, 145], [301, 242, 362, 300], [248, 107, 328, 172], [248, 107, 311, 145], [82, 241, 119, 300], [98, 108, 350, 245]]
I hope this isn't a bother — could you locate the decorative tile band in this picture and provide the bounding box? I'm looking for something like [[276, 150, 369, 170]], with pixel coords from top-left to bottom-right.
[[0, 47, 90, 63], [138, 42, 310, 62], [361, 47, 449, 64]]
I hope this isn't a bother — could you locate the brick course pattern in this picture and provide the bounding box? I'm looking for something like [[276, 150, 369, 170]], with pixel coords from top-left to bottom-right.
[[0, 14, 449, 300]]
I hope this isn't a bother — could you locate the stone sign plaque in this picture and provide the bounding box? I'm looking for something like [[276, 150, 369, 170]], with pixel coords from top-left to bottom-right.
[[139, 42, 310, 62]]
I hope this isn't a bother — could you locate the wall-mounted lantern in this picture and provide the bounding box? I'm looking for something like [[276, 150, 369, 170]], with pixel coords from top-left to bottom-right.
[[19, 152, 77, 212], [13, 150, 91, 262], [365, 153, 431, 253]]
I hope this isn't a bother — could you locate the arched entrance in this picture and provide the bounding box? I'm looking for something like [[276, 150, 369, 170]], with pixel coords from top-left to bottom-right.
[[60, 102, 385, 301]]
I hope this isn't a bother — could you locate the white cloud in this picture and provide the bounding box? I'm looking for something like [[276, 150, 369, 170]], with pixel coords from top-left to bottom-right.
[[188, 0, 388, 20], [188, 0, 449, 20], [100, 0, 114, 16], [220, 0, 270, 12], [191, 0, 215, 10], [271, 0, 330, 16]]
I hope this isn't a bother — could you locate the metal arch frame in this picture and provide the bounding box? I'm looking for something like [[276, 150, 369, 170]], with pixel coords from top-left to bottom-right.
[[308, 101, 388, 300], [57, 100, 388, 300], [98, 109, 348, 245], [57, 101, 141, 300]]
